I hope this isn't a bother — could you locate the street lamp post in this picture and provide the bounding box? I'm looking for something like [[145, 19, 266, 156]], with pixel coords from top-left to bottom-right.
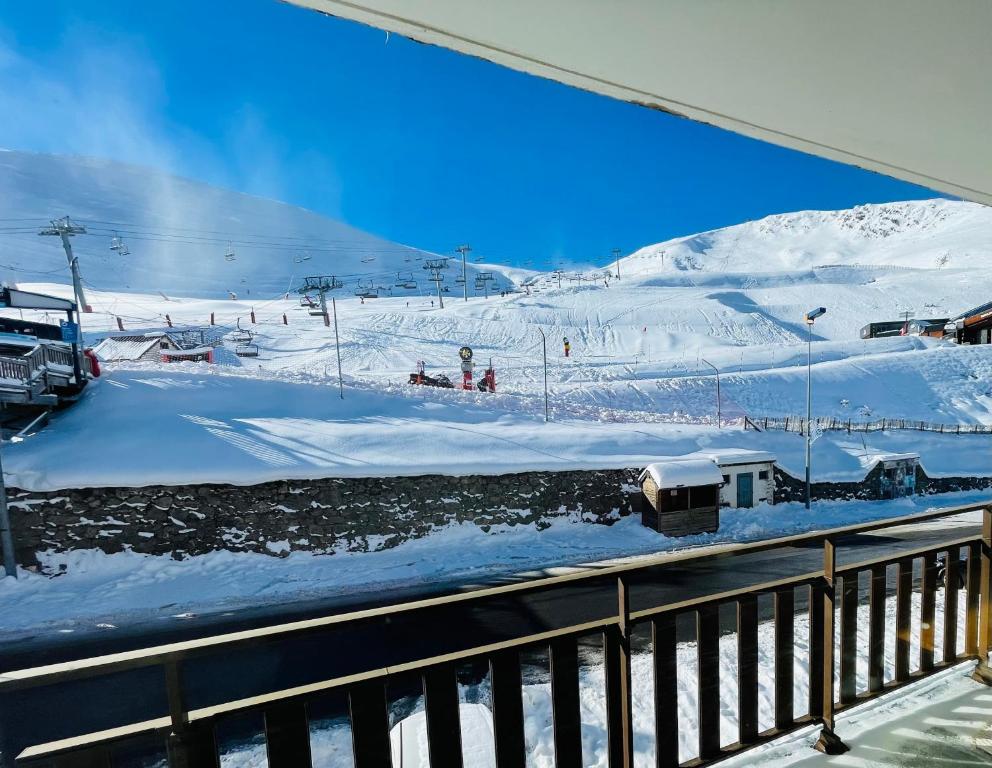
[[804, 307, 827, 509], [537, 328, 549, 422], [701, 358, 721, 428]]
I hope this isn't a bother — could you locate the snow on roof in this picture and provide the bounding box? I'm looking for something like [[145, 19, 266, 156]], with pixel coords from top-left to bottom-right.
[[161, 346, 212, 357], [639, 459, 725, 489], [695, 448, 776, 466], [859, 451, 920, 468], [92, 335, 160, 362]]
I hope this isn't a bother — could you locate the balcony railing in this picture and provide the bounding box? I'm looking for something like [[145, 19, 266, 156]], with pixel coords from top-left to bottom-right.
[[3, 500, 990, 768]]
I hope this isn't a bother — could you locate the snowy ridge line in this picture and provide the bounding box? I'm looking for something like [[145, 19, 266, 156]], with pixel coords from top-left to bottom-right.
[[7, 501, 989, 768], [745, 414, 992, 434]]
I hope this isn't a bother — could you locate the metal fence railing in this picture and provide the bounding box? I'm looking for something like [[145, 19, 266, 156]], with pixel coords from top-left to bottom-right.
[[744, 415, 992, 435], [3, 500, 991, 768]]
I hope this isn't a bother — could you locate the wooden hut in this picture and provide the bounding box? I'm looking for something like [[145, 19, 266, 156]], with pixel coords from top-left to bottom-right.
[[638, 460, 724, 536]]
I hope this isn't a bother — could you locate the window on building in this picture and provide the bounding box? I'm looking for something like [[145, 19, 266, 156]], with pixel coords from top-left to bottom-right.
[[722, 474, 731, 484], [758, 470, 769, 480], [689, 484, 718, 508], [160, 341, 169, 349]]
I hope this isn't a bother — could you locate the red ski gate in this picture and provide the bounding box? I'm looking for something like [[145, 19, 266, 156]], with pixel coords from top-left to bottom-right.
[[4, 501, 992, 768]]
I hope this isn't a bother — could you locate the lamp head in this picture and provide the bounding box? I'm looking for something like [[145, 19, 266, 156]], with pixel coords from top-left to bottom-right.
[[805, 307, 827, 323]]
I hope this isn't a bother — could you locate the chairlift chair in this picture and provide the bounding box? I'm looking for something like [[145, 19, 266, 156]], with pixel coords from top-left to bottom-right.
[[361, 254, 376, 263], [235, 341, 259, 358], [224, 242, 236, 261]]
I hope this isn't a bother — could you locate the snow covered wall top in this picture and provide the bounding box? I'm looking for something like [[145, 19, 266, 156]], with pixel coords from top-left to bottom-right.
[[612, 199, 992, 277], [0, 150, 509, 299]]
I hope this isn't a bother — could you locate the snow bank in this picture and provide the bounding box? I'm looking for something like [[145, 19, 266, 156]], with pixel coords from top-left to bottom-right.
[[5, 369, 990, 491]]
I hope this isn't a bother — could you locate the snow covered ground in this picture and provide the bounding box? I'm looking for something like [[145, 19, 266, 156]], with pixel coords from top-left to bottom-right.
[[0, 493, 985, 641], [2, 170, 990, 493]]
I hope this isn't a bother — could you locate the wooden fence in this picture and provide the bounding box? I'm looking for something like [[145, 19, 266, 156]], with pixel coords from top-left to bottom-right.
[[3, 501, 991, 768], [744, 414, 992, 435]]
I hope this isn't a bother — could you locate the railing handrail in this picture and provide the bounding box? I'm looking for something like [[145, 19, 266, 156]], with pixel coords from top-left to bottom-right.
[[2, 500, 987, 693]]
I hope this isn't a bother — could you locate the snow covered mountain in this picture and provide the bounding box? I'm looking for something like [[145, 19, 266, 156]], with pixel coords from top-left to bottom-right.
[[612, 199, 992, 276], [0, 150, 510, 299]]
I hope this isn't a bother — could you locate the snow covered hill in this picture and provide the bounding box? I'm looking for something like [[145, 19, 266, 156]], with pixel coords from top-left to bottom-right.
[[0, 150, 515, 299], [613, 198, 992, 276], [2, 152, 991, 491]]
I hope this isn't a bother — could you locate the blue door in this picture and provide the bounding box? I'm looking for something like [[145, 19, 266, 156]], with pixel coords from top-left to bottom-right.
[[737, 472, 754, 508]]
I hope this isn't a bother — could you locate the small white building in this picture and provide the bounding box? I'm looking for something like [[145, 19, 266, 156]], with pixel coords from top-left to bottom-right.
[[695, 449, 777, 508]]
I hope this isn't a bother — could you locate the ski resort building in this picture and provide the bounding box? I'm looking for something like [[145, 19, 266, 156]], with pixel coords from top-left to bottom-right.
[[696, 449, 776, 509], [92, 333, 177, 363], [638, 460, 723, 536], [946, 301, 992, 345]]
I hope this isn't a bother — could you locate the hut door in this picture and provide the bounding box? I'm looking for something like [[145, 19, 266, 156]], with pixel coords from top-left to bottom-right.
[[737, 472, 754, 508]]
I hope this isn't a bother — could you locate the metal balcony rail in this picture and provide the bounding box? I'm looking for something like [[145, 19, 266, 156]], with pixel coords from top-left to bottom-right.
[[3, 500, 991, 768]]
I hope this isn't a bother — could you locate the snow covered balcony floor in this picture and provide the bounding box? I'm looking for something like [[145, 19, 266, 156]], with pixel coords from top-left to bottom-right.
[[726, 664, 992, 767]]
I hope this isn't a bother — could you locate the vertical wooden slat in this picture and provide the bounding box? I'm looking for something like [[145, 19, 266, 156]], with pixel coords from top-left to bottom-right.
[[868, 565, 886, 693], [774, 589, 794, 730], [921, 552, 938, 672], [737, 595, 759, 744], [813, 539, 848, 755], [895, 559, 912, 682], [490, 650, 526, 768], [264, 701, 312, 768], [348, 681, 393, 768], [166, 721, 219, 768], [165, 659, 219, 768], [697, 603, 721, 761], [549, 637, 582, 768], [604, 627, 623, 768], [652, 614, 678, 768], [839, 572, 859, 704], [603, 577, 633, 768], [966, 541, 981, 656], [973, 506, 992, 684], [807, 584, 824, 719], [944, 549, 961, 663], [422, 665, 464, 768]]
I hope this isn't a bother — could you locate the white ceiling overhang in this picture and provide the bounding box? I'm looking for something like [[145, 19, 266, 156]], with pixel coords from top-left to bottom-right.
[[284, 0, 992, 205]]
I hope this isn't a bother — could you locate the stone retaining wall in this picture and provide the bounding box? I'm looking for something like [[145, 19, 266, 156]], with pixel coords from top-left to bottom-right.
[[774, 465, 992, 504], [8, 469, 642, 567], [10, 464, 990, 568]]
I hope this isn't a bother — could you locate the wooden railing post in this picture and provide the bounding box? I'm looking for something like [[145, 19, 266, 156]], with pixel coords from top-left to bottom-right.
[[814, 539, 848, 754], [604, 576, 634, 768], [972, 506, 992, 685], [165, 661, 219, 768]]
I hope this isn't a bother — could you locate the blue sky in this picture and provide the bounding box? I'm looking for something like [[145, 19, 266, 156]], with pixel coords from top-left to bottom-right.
[[0, 0, 940, 269]]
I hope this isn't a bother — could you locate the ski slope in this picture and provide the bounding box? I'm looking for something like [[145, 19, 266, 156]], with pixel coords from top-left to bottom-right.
[[0, 150, 520, 299], [2, 155, 991, 488]]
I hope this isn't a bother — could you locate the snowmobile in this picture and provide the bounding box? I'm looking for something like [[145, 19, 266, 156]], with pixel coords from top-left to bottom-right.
[[408, 371, 454, 388]]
